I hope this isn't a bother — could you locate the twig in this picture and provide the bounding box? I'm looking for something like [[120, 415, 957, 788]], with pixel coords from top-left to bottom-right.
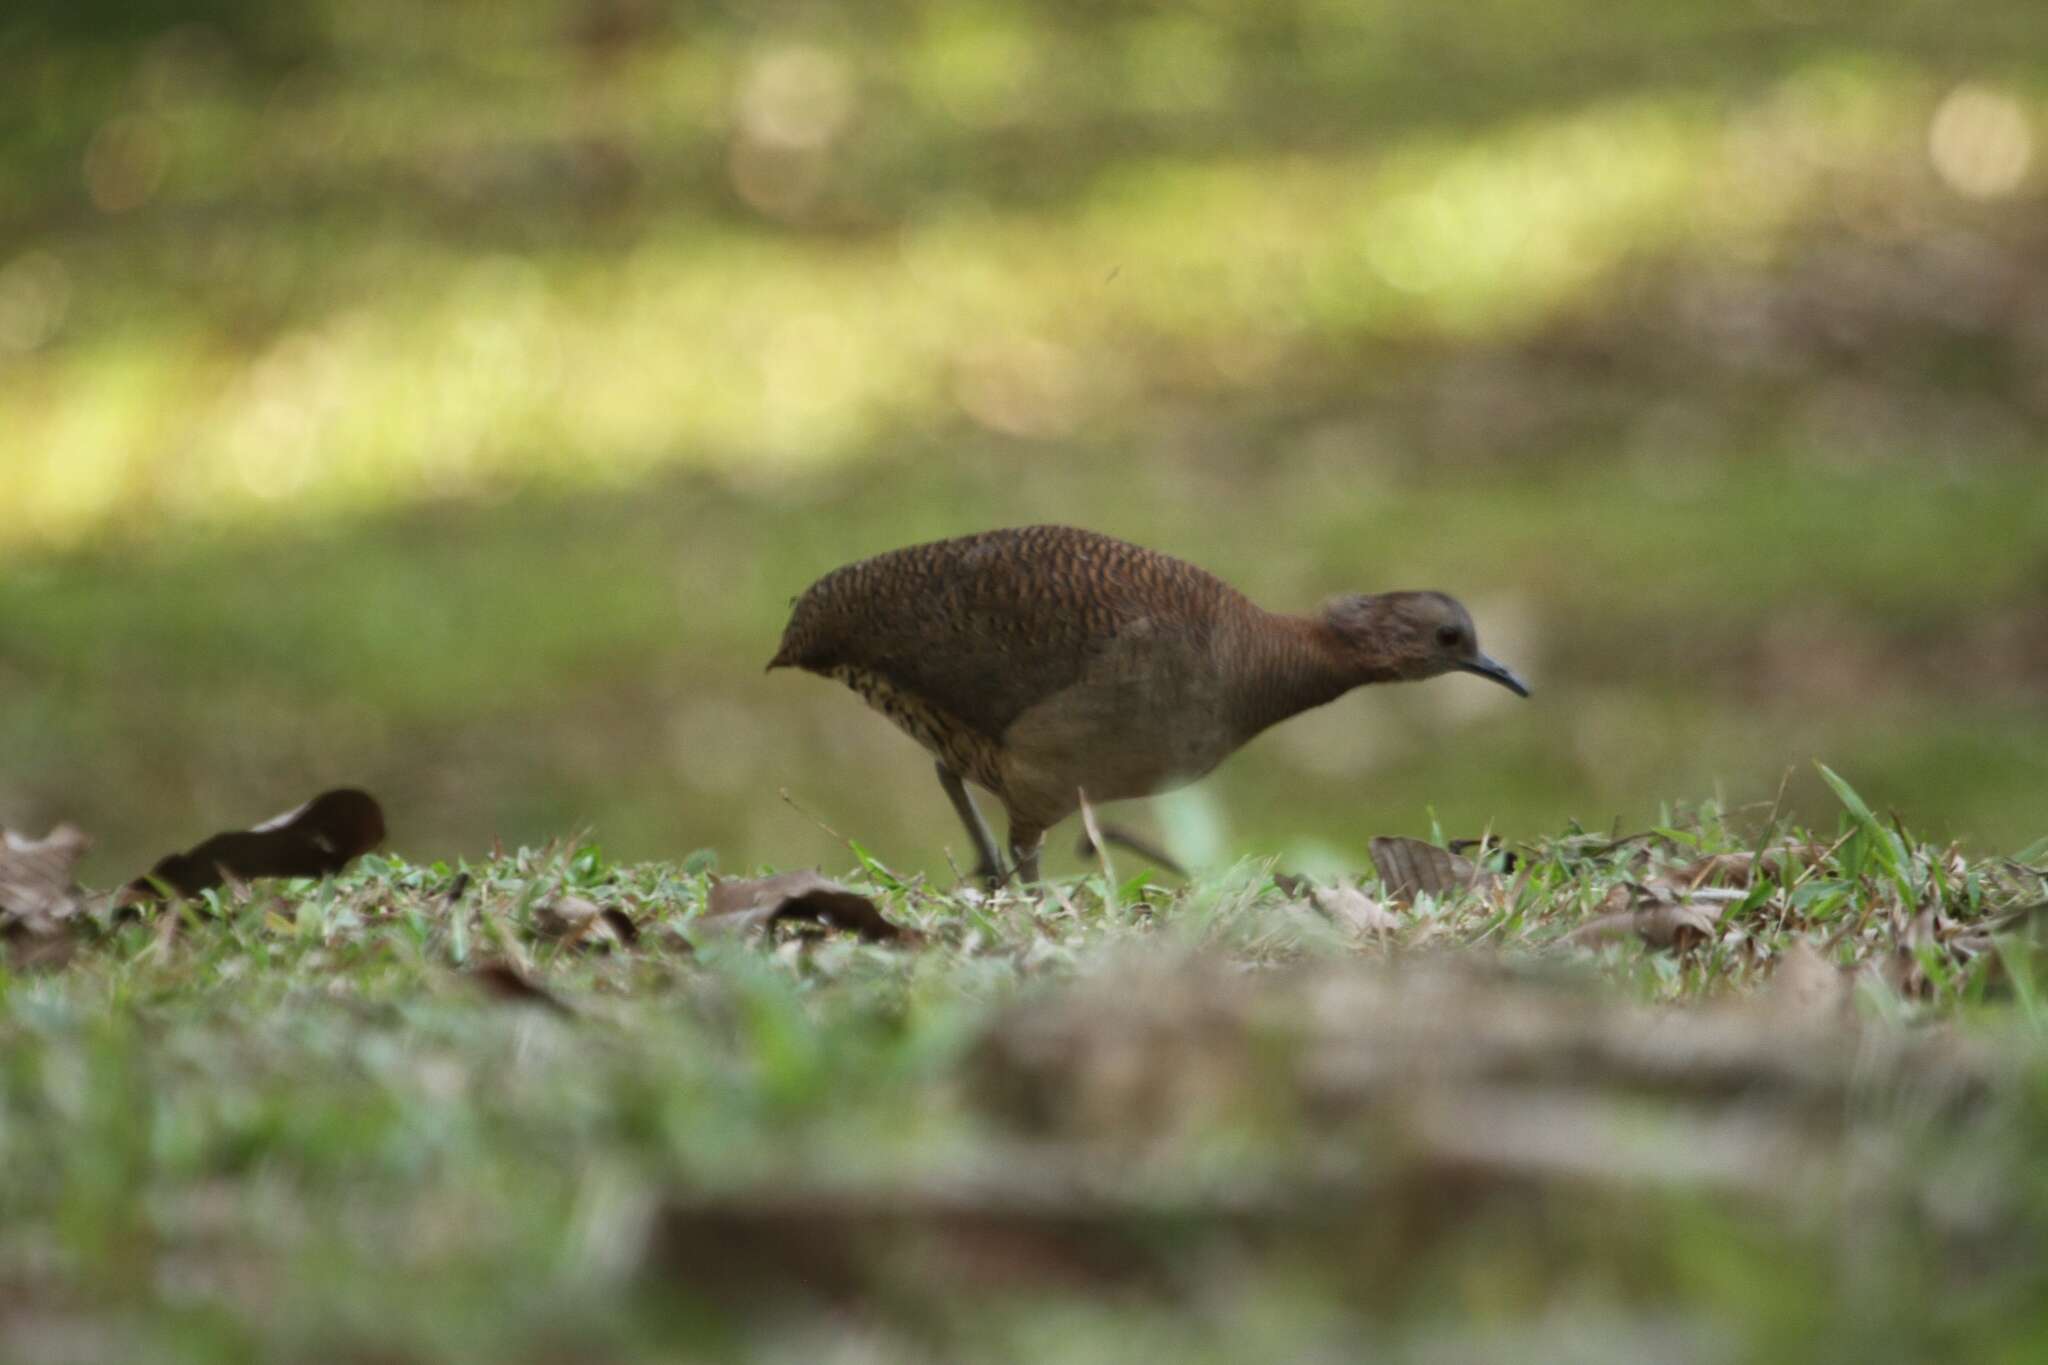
[[778, 787, 906, 885], [777, 787, 853, 849]]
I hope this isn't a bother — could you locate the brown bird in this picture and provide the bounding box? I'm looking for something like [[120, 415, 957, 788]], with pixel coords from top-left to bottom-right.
[[769, 525, 1528, 883]]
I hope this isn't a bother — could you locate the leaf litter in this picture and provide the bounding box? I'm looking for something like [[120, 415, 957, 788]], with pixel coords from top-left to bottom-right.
[[0, 823, 93, 967], [700, 869, 916, 944], [123, 788, 387, 905], [1369, 835, 1501, 903]]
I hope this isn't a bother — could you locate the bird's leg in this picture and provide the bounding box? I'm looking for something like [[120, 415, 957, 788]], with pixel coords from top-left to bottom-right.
[[1074, 822, 1187, 879], [1008, 822, 1045, 885], [935, 763, 1005, 884]]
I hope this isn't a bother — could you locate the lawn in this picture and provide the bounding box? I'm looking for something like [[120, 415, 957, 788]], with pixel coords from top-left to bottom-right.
[[4, 778, 2048, 1361]]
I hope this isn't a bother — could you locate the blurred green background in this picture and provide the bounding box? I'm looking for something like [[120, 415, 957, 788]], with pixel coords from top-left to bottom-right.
[[3, 0, 2045, 884]]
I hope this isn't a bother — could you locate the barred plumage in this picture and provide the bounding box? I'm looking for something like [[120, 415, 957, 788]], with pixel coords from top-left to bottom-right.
[[770, 525, 1526, 883]]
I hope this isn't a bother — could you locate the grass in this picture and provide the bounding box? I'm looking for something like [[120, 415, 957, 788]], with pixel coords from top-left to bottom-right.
[[4, 0, 2048, 876], [1, 43, 2030, 543], [7, 776, 2048, 1361]]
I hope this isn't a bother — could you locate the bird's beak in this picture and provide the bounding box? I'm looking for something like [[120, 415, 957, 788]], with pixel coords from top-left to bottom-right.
[[1459, 653, 1530, 697]]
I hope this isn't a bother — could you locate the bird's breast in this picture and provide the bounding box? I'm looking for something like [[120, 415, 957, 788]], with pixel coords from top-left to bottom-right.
[[996, 623, 1238, 819], [825, 665, 1008, 795]]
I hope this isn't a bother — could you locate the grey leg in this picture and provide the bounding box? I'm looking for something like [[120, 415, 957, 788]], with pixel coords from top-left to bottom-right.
[[1074, 822, 1187, 879], [935, 763, 1004, 883], [1008, 823, 1045, 885]]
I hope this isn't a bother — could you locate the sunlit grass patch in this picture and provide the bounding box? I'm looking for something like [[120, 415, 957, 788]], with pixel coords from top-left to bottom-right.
[[0, 43, 2012, 551]]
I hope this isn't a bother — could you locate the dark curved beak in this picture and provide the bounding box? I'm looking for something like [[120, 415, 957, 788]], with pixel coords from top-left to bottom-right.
[[1459, 653, 1530, 697]]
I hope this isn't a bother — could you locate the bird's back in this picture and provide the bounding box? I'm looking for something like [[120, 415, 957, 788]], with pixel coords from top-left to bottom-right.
[[770, 525, 1250, 748]]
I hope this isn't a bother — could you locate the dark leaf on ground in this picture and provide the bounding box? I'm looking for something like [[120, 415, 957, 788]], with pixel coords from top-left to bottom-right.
[[701, 870, 913, 943], [1370, 836, 1500, 904], [124, 788, 386, 904]]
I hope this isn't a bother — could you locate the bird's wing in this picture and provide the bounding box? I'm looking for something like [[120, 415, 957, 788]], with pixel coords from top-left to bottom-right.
[[772, 526, 1231, 742]]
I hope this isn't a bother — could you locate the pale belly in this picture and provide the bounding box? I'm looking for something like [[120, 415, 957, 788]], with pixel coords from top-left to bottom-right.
[[996, 634, 1236, 826]]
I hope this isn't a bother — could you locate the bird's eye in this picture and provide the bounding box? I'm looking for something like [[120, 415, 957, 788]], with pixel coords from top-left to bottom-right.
[[1436, 625, 1462, 648]]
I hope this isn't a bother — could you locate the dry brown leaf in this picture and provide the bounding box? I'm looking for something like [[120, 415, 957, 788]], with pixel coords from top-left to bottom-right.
[[1370, 837, 1498, 905], [534, 894, 641, 949], [1635, 899, 1726, 951], [533, 893, 601, 939], [0, 824, 90, 937], [124, 788, 386, 904], [1307, 881, 1403, 936], [472, 960, 575, 1015], [701, 870, 913, 944], [1675, 844, 1826, 889], [1564, 885, 1723, 952], [1562, 884, 1639, 947]]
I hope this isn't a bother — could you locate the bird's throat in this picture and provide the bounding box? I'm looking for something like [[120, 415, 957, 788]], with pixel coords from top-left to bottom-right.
[[1224, 611, 1387, 744]]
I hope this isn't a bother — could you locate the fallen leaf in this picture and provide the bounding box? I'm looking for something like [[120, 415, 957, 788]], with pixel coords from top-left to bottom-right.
[[0, 824, 90, 936], [472, 960, 575, 1015], [1369, 837, 1499, 904], [701, 871, 913, 943], [1674, 845, 1827, 889], [125, 788, 386, 904], [1561, 884, 1640, 947], [534, 893, 599, 938], [533, 894, 639, 949], [1308, 881, 1403, 936], [1564, 885, 1723, 952], [1636, 900, 1726, 950]]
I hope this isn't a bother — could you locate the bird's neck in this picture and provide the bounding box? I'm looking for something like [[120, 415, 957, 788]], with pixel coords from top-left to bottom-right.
[[1225, 610, 1393, 743]]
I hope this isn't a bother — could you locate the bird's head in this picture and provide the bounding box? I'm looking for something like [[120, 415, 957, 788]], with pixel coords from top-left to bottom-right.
[[1319, 591, 1530, 696]]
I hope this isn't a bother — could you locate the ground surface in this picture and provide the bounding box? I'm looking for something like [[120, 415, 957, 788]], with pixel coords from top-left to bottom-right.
[[4, 782, 2047, 1363]]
